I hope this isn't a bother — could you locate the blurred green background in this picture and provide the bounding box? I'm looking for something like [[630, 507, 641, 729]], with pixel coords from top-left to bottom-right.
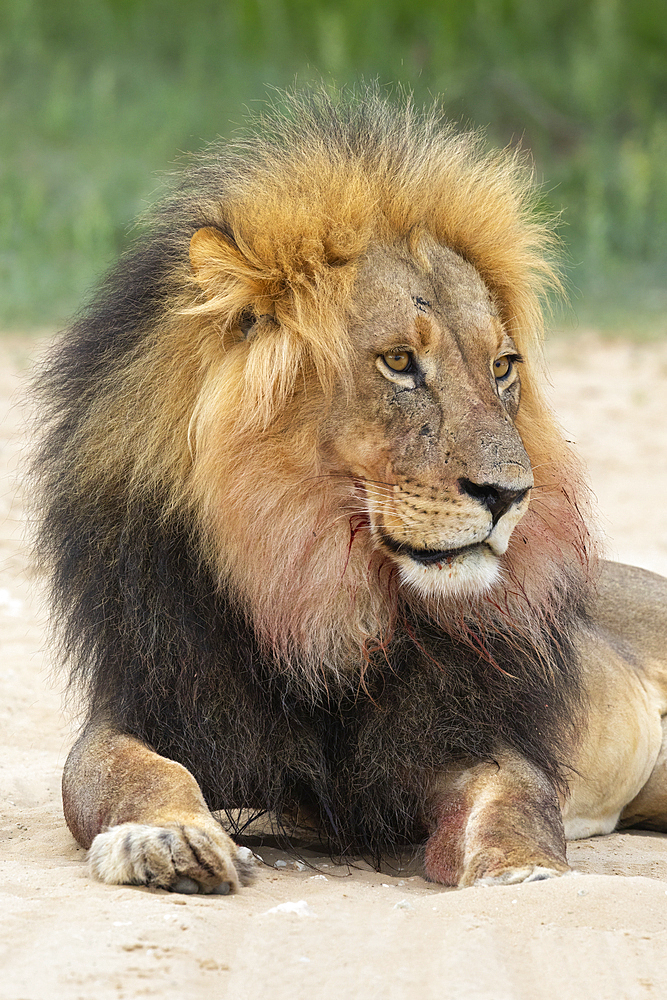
[[1, 0, 666, 333]]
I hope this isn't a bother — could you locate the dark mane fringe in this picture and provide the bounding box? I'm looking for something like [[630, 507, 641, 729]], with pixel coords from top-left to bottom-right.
[[33, 483, 586, 861]]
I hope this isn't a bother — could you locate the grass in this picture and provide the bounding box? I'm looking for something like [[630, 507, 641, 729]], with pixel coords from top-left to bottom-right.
[[552, 261, 667, 341], [1, 0, 665, 334]]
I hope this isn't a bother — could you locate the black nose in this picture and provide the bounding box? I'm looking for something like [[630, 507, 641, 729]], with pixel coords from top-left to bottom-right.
[[458, 478, 529, 524]]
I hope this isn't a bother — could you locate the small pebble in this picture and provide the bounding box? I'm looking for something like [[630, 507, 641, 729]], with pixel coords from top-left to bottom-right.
[[237, 846, 259, 864], [0, 589, 22, 617], [262, 900, 315, 917]]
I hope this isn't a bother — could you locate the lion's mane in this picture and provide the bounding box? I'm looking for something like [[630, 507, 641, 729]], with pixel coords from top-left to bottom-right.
[[34, 89, 596, 858]]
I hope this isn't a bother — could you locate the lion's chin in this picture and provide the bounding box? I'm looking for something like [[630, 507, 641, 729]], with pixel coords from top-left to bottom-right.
[[394, 543, 501, 601]]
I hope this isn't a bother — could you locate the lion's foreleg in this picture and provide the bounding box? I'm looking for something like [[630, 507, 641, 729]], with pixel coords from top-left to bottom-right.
[[424, 749, 569, 887], [62, 721, 254, 894]]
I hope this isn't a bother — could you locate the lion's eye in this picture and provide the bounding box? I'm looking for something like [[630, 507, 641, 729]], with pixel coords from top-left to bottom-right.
[[493, 356, 513, 381], [382, 350, 413, 373]]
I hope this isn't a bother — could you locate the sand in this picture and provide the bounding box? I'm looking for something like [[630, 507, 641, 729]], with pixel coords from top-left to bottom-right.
[[1, 332, 666, 1000]]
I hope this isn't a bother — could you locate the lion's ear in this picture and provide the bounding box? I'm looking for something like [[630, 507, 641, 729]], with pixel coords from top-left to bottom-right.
[[189, 227, 264, 301]]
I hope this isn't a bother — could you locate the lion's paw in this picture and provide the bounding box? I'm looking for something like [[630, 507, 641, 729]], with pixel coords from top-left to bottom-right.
[[88, 822, 256, 894], [474, 864, 571, 887]]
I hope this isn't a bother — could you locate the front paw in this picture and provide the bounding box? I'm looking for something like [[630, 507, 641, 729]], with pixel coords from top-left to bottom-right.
[[88, 822, 256, 894], [473, 863, 571, 887]]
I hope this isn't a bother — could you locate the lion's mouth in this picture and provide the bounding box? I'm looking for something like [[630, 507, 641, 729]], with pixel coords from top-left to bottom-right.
[[373, 525, 505, 598], [379, 533, 484, 567]]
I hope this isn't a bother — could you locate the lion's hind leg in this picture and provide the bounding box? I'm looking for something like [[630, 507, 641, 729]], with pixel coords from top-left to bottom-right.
[[425, 749, 570, 888], [63, 722, 255, 894], [619, 716, 667, 833]]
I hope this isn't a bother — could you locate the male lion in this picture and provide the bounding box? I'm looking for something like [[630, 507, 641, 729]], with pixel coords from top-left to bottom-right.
[[34, 90, 667, 894]]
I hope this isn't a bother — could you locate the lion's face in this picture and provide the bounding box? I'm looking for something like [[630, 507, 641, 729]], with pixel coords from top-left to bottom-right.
[[185, 220, 586, 673], [321, 240, 533, 599]]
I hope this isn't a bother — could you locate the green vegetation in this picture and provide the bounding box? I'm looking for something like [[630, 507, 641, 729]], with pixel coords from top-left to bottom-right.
[[2, 0, 666, 332]]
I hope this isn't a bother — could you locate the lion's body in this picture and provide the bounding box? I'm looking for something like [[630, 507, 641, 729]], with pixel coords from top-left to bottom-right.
[[35, 90, 667, 892]]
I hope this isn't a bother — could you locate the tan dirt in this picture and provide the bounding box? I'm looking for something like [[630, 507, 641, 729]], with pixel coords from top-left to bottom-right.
[[1, 332, 666, 1000]]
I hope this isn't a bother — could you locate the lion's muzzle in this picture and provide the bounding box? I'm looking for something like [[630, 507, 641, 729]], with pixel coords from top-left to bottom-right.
[[373, 476, 532, 600]]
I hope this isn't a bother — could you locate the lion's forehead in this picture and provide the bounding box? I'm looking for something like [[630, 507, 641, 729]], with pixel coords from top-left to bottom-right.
[[353, 240, 500, 352]]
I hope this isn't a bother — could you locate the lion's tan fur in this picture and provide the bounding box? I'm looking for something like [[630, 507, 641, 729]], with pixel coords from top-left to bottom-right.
[[62, 91, 596, 688]]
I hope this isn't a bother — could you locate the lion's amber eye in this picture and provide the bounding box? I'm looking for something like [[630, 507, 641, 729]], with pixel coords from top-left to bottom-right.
[[383, 350, 412, 372], [493, 356, 512, 380]]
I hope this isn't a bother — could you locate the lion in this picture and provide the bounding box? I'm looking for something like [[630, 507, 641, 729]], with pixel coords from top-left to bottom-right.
[[33, 88, 667, 894]]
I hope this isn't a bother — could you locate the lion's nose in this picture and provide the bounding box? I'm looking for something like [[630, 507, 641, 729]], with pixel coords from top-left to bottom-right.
[[457, 479, 530, 524]]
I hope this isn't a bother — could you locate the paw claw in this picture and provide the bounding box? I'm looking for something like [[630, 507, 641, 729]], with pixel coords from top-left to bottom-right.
[[170, 877, 201, 894], [210, 882, 231, 895]]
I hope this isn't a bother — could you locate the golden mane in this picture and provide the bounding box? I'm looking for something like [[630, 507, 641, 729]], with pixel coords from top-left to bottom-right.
[[40, 88, 596, 693]]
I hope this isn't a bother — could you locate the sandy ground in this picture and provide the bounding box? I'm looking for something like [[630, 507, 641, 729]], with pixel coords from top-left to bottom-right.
[[1, 332, 667, 1000]]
